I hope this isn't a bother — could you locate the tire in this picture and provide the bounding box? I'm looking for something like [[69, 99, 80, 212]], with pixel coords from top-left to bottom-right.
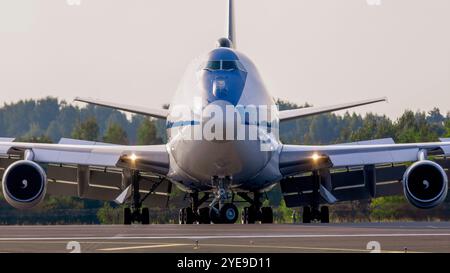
[[141, 207, 150, 225], [179, 208, 185, 224], [209, 205, 222, 224], [320, 206, 330, 223], [261, 207, 273, 224], [247, 206, 257, 224], [241, 207, 248, 224], [302, 206, 311, 224], [220, 203, 239, 224], [185, 207, 195, 224], [124, 207, 132, 225], [198, 207, 211, 224]]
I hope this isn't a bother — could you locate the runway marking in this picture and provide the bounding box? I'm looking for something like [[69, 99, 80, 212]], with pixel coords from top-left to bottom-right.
[[95, 242, 421, 253], [0, 233, 449, 241], [191, 243, 419, 253], [98, 243, 188, 251]]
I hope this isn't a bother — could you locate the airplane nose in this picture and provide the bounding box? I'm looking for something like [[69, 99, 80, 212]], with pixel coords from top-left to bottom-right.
[[212, 78, 228, 100], [202, 100, 235, 142], [199, 68, 246, 106]]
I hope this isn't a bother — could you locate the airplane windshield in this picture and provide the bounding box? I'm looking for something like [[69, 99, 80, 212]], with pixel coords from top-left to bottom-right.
[[205, 61, 221, 70], [221, 61, 239, 70], [204, 60, 246, 72]]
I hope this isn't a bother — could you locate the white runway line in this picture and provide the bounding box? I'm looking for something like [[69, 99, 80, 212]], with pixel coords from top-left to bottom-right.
[[98, 243, 189, 251], [97, 242, 417, 253], [0, 233, 450, 241]]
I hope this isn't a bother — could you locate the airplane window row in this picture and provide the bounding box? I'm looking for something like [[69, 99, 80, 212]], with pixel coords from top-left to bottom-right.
[[204, 60, 246, 72]]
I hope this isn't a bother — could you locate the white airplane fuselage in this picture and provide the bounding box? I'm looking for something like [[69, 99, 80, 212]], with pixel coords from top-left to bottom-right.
[[165, 47, 283, 192]]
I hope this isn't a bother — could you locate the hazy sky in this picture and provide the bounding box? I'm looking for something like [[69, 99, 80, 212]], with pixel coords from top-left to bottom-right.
[[0, 0, 449, 119]]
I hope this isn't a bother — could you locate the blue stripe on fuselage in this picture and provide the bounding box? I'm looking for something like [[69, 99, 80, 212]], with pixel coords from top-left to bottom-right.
[[166, 120, 201, 129], [166, 120, 273, 129]]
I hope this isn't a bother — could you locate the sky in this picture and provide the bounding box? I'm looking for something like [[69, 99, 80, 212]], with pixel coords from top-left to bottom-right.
[[0, 0, 449, 119]]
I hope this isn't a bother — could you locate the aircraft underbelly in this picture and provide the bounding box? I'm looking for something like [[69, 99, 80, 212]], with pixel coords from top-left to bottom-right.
[[171, 139, 271, 184]]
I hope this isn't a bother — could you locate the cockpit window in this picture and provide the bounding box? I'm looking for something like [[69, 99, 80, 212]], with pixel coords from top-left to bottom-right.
[[204, 60, 246, 72], [221, 61, 238, 70], [206, 61, 221, 71]]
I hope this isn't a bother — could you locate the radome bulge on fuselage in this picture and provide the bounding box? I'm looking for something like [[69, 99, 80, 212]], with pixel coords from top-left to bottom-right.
[[166, 42, 282, 191]]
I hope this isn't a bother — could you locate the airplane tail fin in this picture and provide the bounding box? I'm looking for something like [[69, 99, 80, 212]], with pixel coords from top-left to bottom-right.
[[227, 0, 236, 47]]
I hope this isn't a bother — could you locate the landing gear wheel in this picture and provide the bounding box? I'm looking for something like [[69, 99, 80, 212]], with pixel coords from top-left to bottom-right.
[[261, 207, 274, 224], [209, 205, 222, 224], [302, 206, 311, 224], [141, 208, 150, 225], [220, 203, 239, 224], [198, 207, 211, 224], [184, 207, 195, 224], [124, 207, 132, 225], [179, 208, 185, 224], [241, 207, 248, 224], [246, 206, 257, 224], [320, 206, 330, 223]]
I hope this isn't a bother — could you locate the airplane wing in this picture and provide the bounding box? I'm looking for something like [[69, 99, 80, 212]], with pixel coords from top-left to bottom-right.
[[278, 97, 387, 121], [75, 97, 169, 119], [0, 138, 171, 207], [279, 138, 450, 207]]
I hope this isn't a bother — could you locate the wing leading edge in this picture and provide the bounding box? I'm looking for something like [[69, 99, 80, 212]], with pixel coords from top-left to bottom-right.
[[0, 139, 169, 175], [278, 97, 387, 121], [74, 97, 169, 119]]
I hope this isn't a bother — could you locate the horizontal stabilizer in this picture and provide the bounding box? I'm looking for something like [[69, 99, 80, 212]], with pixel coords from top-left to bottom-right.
[[75, 97, 169, 119], [279, 97, 387, 121]]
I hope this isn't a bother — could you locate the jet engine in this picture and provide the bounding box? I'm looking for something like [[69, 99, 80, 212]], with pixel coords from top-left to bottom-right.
[[1, 160, 47, 209], [403, 160, 448, 209]]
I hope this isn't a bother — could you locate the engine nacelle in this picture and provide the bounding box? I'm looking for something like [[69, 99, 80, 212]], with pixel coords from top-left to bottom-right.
[[1, 160, 47, 209], [403, 160, 448, 209]]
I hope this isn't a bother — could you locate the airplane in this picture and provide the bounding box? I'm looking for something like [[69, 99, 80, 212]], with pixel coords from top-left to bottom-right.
[[1, 0, 449, 225]]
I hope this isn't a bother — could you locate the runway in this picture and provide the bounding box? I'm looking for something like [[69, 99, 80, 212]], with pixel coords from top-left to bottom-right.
[[0, 222, 449, 253]]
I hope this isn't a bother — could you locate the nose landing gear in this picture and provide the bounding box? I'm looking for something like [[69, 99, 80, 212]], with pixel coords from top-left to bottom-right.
[[209, 203, 239, 224], [177, 177, 275, 225]]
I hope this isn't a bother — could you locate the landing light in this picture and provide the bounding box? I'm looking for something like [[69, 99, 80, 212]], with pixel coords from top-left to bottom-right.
[[129, 153, 138, 162], [311, 153, 320, 162]]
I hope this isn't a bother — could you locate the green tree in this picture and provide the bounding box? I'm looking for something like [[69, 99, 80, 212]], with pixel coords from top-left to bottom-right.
[[351, 113, 394, 141], [444, 119, 450, 137], [97, 202, 119, 224], [370, 196, 408, 221], [137, 118, 162, 145], [103, 123, 128, 145], [274, 199, 294, 223], [395, 110, 439, 142], [71, 117, 99, 141], [17, 134, 53, 143]]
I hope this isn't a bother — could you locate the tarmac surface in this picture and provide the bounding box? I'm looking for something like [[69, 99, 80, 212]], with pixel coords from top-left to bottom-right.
[[0, 222, 449, 253]]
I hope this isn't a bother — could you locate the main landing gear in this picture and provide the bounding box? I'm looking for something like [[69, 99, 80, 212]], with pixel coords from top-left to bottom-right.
[[301, 206, 329, 223], [178, 192, 212, 224], [302, 170, 330, 223], [238, 192, 273, 224], [123, 170, 165, 225]]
